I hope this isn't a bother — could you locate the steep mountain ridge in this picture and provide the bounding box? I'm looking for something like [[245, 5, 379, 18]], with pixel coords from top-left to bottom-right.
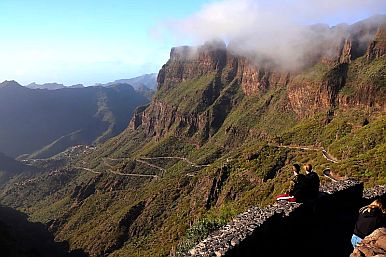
[[129, 17, 385, 145]]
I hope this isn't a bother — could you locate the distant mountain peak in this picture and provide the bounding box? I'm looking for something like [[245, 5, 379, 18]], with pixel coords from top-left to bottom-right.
[[69, 84, 85, 89], [100, 73, 158, 90], [26, 82, 65, 90], [0, 80, 23, 88]]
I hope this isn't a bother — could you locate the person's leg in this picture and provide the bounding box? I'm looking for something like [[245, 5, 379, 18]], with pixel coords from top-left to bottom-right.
[[351, 234, 362, 248]]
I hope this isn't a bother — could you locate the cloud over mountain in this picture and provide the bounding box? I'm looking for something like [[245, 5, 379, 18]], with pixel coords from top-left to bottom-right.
[[164, 0, 386, 70]]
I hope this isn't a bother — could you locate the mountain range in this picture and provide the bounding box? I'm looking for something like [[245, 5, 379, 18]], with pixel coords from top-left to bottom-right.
[[26, 73, 157, 91], [95, 73, 158, 90], [0, 16, 385, 257], [26, 82, 67, 90], [0, 81, 150, 159]]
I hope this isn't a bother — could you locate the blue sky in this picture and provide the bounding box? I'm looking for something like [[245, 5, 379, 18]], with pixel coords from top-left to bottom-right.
[[0, 0, 210, 85], [0, 0, 384, 86]]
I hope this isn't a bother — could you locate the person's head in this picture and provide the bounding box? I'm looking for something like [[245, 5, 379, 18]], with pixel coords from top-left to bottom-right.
[[292, 164, 301, 175], [367, 199, 386, 214], [304, 163, 312, 173]]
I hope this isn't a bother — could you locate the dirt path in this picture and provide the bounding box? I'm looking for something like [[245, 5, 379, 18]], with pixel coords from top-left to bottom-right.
[[321, 149, 339, 163], [107, 168, 158, 178], [135, 159, 166, 174], [103, 157, 166, 173], [102, 156, 209, 178], [102, 158, 115, 168], [103, 157, 162, 178], [269, 144, 322, 151], [269, 144, 339, 163], [139, 156, 210, 168], [74, 166, 102, 175], [23, 149, 208, 179]]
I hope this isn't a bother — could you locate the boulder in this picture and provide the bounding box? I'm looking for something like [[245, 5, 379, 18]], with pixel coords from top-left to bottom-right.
[[350, 228, 386, 257]]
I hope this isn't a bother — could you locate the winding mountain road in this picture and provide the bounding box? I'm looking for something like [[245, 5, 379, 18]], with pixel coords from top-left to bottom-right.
[[102, 155, 209, 178], [269, 144, 321, 151], [135, 159, 166, 175], [139, 156, 210, 168], [74, 166, 102, 175], [107, 168, 158, 178], [22, 144, 338, 182], [269, 144, 339, 163], [321, 149, 339, 163], [103, 158, 161, 178]]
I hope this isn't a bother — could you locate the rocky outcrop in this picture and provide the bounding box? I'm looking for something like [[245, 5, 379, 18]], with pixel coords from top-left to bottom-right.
[[158, 41, 227, 91], [205, 165, 231, 209], [366, 23, 386, 61], [234, 58, 289, 96], [70, 175, 101, 205], [287, 63, 348, 117], [181, 181, 386, 257], [128, 99, 199, 138], [129, 105, 149, 130], [350, 228, 386, 257], [338, 83, 386, 112], [102, 201, 146, 256]]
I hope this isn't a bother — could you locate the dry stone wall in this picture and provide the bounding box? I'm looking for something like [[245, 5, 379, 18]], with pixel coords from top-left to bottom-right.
[[182, 181, 386, 257]]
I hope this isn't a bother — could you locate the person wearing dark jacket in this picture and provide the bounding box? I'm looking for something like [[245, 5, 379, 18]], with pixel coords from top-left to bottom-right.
[[276, 164, 306, 202], [304, 163, 320, 200], [288, 164, 307, 202], [351, 199, 386, 248]]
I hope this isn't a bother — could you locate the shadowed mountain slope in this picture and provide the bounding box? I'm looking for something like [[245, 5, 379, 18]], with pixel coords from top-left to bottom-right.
[[0, 205, 87, 257], [0, 82, 149, 158]]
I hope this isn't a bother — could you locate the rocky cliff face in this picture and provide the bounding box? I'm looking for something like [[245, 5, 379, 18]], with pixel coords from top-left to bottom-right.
[[157, 41, 227, 91], [130, 18, 386, 140], [287, 63, 349, 117], [367, 22, 386, 61]]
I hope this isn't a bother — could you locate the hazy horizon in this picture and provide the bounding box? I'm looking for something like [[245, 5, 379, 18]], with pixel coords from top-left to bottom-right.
[[0, 0, 385, 86]]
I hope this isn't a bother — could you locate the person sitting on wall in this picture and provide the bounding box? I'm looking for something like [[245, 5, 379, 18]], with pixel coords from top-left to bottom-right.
[[351, 199, 386, 248], [304, 163, 320, 200], [276, 164, 306, 203]]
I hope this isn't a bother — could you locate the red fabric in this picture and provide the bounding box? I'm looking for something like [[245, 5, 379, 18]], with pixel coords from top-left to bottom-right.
[[276, 193, 290, 198], [287, 197, 297, 202], [276, 193, 297, 202]]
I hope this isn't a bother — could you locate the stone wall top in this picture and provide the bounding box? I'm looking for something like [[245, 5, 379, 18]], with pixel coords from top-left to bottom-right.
[[182, 201, 300, 257], [182, 180, 384, 257], [363, 185, 386, 200]]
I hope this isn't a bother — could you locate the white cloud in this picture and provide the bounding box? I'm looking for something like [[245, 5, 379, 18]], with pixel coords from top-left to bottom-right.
[[163, 0, 386, 70]]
